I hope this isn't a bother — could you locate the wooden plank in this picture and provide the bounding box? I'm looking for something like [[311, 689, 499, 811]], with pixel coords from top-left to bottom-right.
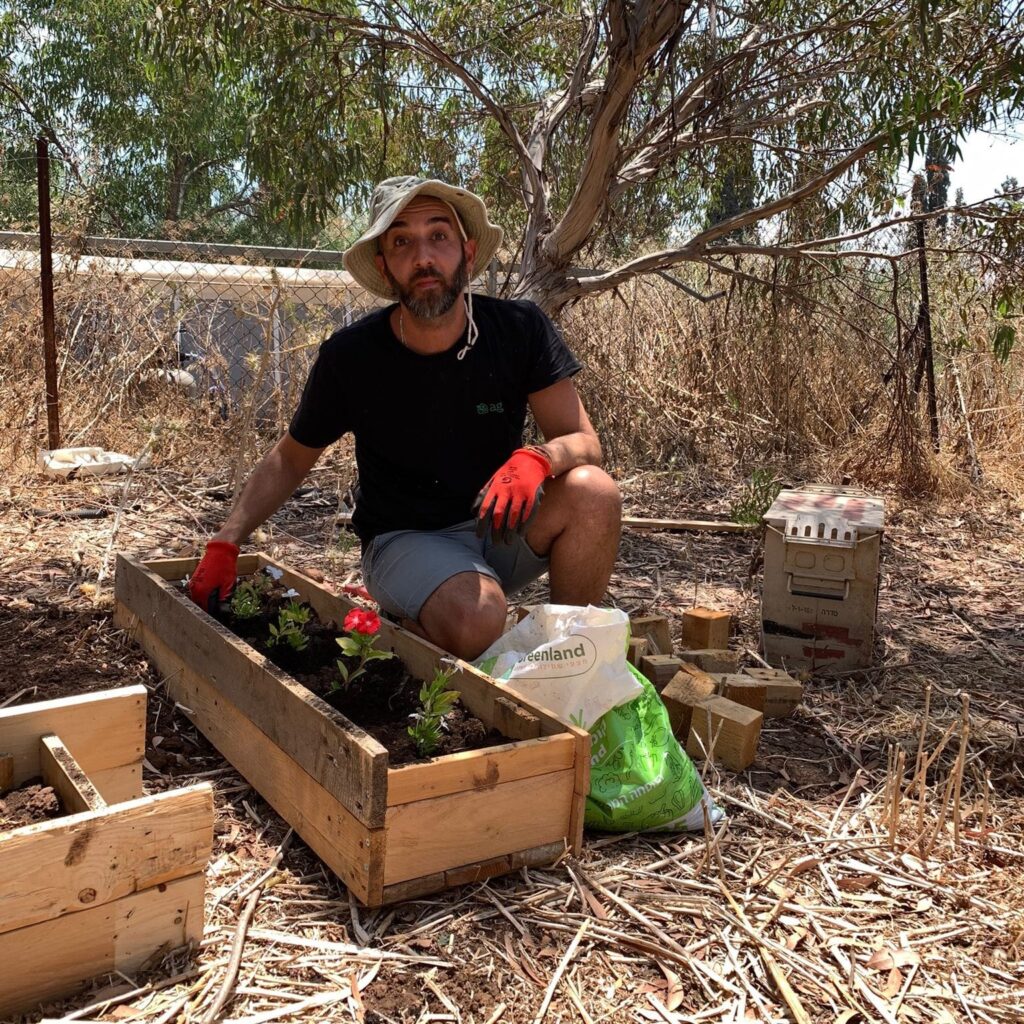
[[140, 554, 258, 580], [0, 872, 204, 1019], [379, 839, 567, 904], [383, 769, 575, 885], [685, 696, 762, 772], [127, 619, 382, 904], [0, 785, 213, 934], [386, 734, 575, 806], [257, 554, 587, 746], [115, 554, 388, 828], [630, 615, 673, 655], [88, 762, 143, 803], [39, 734, 106, 814], [0, 687, 145, 791], [622, 517, 755, 533], [0, 753, 12, 793], [567, 729, 590, 856], [334, 511, 754, 534]]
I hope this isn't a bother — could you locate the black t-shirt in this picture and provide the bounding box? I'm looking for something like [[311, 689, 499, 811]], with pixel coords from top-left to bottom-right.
[[288, 294, 582, 544]]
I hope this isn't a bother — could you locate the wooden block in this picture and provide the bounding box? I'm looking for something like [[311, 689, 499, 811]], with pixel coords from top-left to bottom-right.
[[678, 648, 741, 674], [638, 654, 684, 691], [627, 636, 649, 667], [685, 697, 762, 772], [716, 675, 767, 714], [742, 667, 803, 717], [681, 608, 732, 650], [0, 753, 12, 794], [39, 735, 106, 815], [630, 616, 673, 655], [660, 665, 717, 738]]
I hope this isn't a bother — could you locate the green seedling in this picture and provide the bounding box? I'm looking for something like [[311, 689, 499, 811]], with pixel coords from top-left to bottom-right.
[[229, 576, 270, 619], [268, 600, 311, 651], [407, 668, 460, 758]]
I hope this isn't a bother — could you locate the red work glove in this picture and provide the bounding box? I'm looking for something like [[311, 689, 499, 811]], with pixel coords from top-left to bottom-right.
[[188, 540, 240, 613], [473, 447, 551, 543]]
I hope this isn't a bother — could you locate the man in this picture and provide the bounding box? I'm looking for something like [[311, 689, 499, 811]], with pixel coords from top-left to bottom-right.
[[188, 176, 621, 659]]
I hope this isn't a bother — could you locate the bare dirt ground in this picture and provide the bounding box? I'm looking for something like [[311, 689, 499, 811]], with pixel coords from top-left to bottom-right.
[[1, 465, 1022, 1024]]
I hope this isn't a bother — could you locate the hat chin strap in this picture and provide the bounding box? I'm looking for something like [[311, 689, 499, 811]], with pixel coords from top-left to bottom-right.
[[456, 288, 479, 361]]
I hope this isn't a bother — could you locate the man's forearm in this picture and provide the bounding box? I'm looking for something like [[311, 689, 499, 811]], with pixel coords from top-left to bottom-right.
[[212, 443, 314, 545], [537, 431, 602, 478]]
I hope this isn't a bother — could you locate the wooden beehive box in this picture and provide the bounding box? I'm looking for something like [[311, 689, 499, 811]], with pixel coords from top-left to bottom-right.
[[0, 687, 212, 1018], [114, 553, 590, 907]]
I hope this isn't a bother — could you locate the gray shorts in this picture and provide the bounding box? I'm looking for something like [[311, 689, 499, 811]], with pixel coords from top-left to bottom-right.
[[361, 518, 549, 622]]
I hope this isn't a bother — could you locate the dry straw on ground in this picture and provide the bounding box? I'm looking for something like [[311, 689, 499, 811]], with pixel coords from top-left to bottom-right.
[[1, 248, 1022, 1023]]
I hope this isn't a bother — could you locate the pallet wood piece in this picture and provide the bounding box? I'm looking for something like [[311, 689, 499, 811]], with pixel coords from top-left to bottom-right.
[[336, 511, 753, 535], [116, 554, 389, 827], [621, 517, 755, 533], [678, 648, 741, 674], [386, 734, 575, 806], [39, 734, 106, 814], [681, 608, 732, 651], [0, 873, 204, 1018], [0, 785, 213, 934], [381, 840, 567, 903], [742, 667, 804, 717], [627, 636, 648, 667], [0, 687, 145, 802], [383, 769, 575, 884], [660, 666, 717, 739], [116, 553, 588, 906], [685, 697, 763, 772], [630, 615, 673, 655], [638, 654, 684, 691], [0, 753, 12, 793], [125, 618, 382, 904], [716, 675, 768, 714]]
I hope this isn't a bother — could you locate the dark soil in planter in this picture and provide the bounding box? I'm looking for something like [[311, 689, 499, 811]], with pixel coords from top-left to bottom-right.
[[214, 578, 507, 766], [1, 780, 63, 830]]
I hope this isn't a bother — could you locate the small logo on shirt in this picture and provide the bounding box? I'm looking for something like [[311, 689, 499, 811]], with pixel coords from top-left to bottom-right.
[[476, 402, 504, 415]]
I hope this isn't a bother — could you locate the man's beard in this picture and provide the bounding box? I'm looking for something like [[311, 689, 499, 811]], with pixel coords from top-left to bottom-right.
[[388, 256, 469, 319]]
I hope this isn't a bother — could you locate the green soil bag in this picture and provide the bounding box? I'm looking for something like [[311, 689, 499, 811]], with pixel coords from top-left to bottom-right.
[[585, 664, 720, 831], [476, 605, 721, 833]]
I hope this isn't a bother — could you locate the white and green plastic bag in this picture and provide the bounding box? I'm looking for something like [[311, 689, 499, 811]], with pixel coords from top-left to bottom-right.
[[477, 605, 722, 832]]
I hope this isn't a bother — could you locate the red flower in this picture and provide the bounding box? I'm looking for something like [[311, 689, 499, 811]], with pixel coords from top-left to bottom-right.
[[344, 608, 381, 636]]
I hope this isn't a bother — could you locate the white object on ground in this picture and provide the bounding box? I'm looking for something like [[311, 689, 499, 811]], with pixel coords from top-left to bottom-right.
[[38, 446, 146, 478]]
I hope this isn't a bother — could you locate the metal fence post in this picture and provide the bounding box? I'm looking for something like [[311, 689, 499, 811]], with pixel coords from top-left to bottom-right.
[[36, 137, 61, 449]]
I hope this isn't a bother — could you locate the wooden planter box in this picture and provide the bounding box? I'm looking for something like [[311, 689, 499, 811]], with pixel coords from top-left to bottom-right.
[[114, 553, 589, 907], [0, 687, 212, 1018]]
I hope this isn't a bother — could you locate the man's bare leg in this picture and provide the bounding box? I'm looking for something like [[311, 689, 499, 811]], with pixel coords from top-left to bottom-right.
[[403, 571, 507, 661], [403, 465, 619, 658], [525, 465, 621, 604]]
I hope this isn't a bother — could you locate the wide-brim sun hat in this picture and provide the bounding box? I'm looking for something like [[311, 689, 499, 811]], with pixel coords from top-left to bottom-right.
[[344, 176, 504, 299]]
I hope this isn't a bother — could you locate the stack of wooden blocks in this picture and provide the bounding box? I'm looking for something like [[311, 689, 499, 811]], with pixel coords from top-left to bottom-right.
[[628, 609, 803, 773]]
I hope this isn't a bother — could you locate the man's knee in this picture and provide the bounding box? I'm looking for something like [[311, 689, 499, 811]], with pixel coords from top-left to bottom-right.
[[560, 465, 622, 521], [418, 572, 507, 660]]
